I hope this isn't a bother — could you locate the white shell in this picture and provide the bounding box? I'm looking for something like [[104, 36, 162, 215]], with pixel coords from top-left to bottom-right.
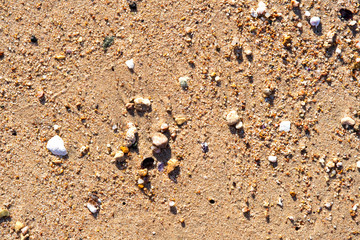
[[268, 156, 277, 163], [310, 17, 320, 27], [279, 121, 291, 132], [47, 135, 67, 156], [125, 59, 134, 69], [86, 203, 98, 214]]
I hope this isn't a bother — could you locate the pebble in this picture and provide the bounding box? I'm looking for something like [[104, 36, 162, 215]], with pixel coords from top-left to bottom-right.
[[201, 142, 209, 153], [304, 11, 311, 17], [169, 201, 176, 207], [114, 151, 125, 161], [53, 125, 60, 131], [174, 116, 187, 125], [134, 97, 151, 111], [129, 1, 137, 12], [79, 145, 89, 156], [310, 17, 321, 27], [356, 160, 360, 169], [46, 135, 68, 156], [125, 59, 134, 70], [86, 203, 98, 214], [179, 76, 190, 89], [124, 122, 137, 147], [256, 1, 267, 16], [326, 160, 335, 169], [15, 221, 25, 232], [167, 158, 179, 173], [0, 209, 9, 218], [226, 110, 240, 126], [324, 202, 333, 209], [268, 156, 277, 163], [160, 123, 169, 132], [277, 198, 283, 207], [235, 121, 243, 129], [341, 117, 355, 126], [152, 132, 168, 148], [279, 121, 291, 132]]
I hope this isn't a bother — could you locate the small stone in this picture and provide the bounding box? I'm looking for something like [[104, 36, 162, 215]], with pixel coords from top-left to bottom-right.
[[114, 151, 125, 161], [125, 59, 134, 69], [30, 35, 38, 43], [120, 146, 129, 154], [169, 201, 176, 207], [134, 97, 151, 111], [160, 123, 169, 132], [256, 1, 267, 16], [174, 116, 187, 125], [349, 20, 357, 26], [46, 135, 67, 156], [290, 191, 296, 198], [138, 178, 145, 185], [304, 11, 311, 17], [235, 121, 243, 129], [341, 117, 355, 126], [21, 226, 29, 235], [138, 169, 148, 177], [15, 221, 25, 232], [356, 160, 360, 169], [124, 123, 137, 147], [291, 0, 299, 7], [244, 48, 252, 56], [179, 76, 189, 89], [324, 202, 333, 209], [279, 121, 291, 132], [0, 51, 4, 58], [167, 158, 179, 173], [53, 125, 60, 131], [268, 156, 277, 163], [152, 132, 168, 148], [326, 160, 335, 169], [86, 203, 98, 214], [0, 209, 10, 218], [310, 17, 321, 27], [54, 54, 65, 60], [277, 198, 283, 207], [201, 142, 209, 153], [263, 88, 272, 97], [80, 145, 89, 157], [226, 110, 240, 126]]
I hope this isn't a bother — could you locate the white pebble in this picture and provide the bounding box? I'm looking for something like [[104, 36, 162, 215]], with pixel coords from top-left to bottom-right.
[[277, 198, 283, 207], [279, 121, 291, 132], [324, 202, 333, 209], [53, 125, 60, 131], [356, 160, 360, 169], [169, 201, 175, 207], [304, 11, 311, 17], [310, 17, 320, 27], [86, 203, 98, 214], [226, 110, 240, 126], [341, 117, 355, 126], [47, 135, 67, 156], [268, 156, 277, 163], [138, 178, 145, 185], [235, 121, 243, 129], [256, 1, 267, 16], [152, 132, 168, 148], [124, 122, 137, 147], [134, 97, 151, 112], [125, 59, 134, 69]]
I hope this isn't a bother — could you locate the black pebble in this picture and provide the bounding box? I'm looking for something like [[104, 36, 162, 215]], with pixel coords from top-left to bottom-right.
[[339, 8, 353, 21], [30, 35, 38, 43], [141, 157, 154, 169], [129, 1, 137, 12]]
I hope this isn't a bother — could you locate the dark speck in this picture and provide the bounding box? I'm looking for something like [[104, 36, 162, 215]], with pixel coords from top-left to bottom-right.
[[30, 35, 38, 43], [129, 1, 137, 12], [201, 142, 209, 153], [141, 157, 154, 169], [339, 8, 353, 21], [158, 162, 165, 172]]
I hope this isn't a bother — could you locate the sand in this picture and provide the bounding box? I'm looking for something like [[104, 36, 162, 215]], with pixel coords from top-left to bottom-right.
[[1, 0, 360, 239]]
